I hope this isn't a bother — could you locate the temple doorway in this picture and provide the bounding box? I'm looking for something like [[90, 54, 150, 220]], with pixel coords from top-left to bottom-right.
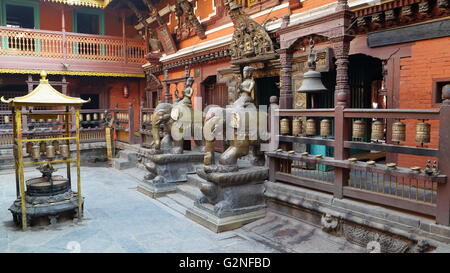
[[255, 76, 279, 107]]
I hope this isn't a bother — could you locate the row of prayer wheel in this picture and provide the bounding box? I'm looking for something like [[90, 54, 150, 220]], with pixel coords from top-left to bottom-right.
[[142, 113, 152, 123], [80, 113, 104, 121], [25, 141, 70, 159], [116, 113, 129, 121], [280, 118, 431, 143], [280, 118, 332, 137], [353, 119, 430, 143]]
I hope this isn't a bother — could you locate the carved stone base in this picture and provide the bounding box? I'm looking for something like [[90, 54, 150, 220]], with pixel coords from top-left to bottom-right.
[[186, 166, 268, 232], [186, 204, 266, 233], [9, 192, 82, 227], [138, 151, 204, 198]]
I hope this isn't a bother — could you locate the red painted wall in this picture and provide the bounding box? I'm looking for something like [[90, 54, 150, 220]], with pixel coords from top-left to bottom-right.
[[396, 37, 450, 167]]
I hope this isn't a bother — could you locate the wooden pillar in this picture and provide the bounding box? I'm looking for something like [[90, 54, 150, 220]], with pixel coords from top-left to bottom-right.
[[164, 69, 171, 103], [437, 97, 450, 225], [128, 102, 134, 144], [330, 30, 353, 198], [62, 6, 67, 61], [122, 11, 128, 65], [277, 48, 294, 109]]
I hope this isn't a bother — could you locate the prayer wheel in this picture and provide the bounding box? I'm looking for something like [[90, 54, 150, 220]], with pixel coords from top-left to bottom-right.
[[280, 118, 290, 135], [52, 140, 60, 154], [100, 113, 105, 120], [352, 120, 365, 139], [4, 115, 10, 124], [320, 119, 332, 137], [39, 141, 46, 153], [25, 142, 33, 155], [86, 114, 91, 121], [31, 144, 40, 160], [392, 121, 406, 142], [60, 144, 70, 158], [93, 113, 98, 120], [371, 120, 385, 141], [306, 119, 316, 136], [46, 144, 55, 158], [415, 122, 431, 143], [79, 114, 83, 121], [292, 118, 302, 136]]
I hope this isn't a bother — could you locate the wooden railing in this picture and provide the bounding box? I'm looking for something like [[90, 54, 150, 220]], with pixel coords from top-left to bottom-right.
[[267, 103, 450, 226], [110, 103, 135, 144], [0, 27, 147, 64], [139, 102, 154, 148]]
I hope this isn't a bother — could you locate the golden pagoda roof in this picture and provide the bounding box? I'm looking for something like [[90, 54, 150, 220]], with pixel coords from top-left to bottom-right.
[[42, 0, 112, 8], [1, 71, 89, 106]]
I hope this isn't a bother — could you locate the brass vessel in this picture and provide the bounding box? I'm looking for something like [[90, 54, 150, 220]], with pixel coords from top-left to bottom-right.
[[392, 121, 406, 142]]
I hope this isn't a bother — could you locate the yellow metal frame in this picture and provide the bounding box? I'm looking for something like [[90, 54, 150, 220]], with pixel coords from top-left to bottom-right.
[[11, 106, 83, 230]]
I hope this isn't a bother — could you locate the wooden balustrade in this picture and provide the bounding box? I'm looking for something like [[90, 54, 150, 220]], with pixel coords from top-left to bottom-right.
[[0, 27, 146, 64], [268, 105, 450, 225], [139, 103, 154, 148]]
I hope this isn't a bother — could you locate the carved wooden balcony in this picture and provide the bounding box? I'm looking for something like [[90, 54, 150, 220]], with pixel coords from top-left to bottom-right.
[[0, 27, 147, 76]]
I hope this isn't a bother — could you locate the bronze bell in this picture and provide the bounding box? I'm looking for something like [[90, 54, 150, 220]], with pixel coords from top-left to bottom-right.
[[352, 120, 366, 139], [320, 119, 332, 138], [280, 118, 290, 135], [46, 144, 55, 158], [60, 144, 70, 158], [392, 121, 406, 142], [292, 118, 302, 136], [371, 120, 385, 141], [297, 43, 328, 94], [415, 122, 431, 143], [306, 118, 316, 136], [31, 144, 40, 160]]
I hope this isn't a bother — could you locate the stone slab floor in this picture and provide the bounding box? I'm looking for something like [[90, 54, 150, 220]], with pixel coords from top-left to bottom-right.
[[0, 165, 363, 253]]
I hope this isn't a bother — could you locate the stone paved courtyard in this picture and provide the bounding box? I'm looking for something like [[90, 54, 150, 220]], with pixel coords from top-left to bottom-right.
[[0, 165, 363, 253]]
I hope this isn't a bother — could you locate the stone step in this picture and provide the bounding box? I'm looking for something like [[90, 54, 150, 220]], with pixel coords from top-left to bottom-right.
[[177, 183, 202, 201], [118, 150, 138, 163], [186, 173, 205, 188], [157, 195, 187, 215], [111, 158, 134, 170]]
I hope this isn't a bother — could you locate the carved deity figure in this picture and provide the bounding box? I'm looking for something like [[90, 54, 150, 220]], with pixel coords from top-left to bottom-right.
[[175, 0, 206, 39]]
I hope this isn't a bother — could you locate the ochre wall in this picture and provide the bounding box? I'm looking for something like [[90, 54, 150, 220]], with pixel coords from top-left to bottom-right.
[[396, 37, 450, 167]]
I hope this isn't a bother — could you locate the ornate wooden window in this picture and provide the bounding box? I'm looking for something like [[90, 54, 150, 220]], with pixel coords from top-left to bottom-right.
[[432, 78, 450, 106]]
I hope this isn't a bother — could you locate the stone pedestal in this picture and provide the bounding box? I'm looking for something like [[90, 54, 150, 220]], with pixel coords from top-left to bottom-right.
[[186, 166, 268, 233], [138, 151, 204, 198]]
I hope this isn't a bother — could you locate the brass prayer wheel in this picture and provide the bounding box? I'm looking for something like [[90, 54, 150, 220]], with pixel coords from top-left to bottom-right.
[[80, 114, 83, 121], [93, 113, 98, 120], [280, 118, 290, 135], [4, 115, 10, 124], [46, 144, 55, 158], [392, 121, 406, 142], [415, 122, 431, 143], [31, 144, 40, 160], [100, 113, 105, 120], [25, 142, 33, 155], [306, 118, 316, 136], [320, 119, 332, 137], [39, 141, 46, 153], [292, 118, 302, 136], [52, 140, 60, 154], [352, 120, 366, 139], [86, 114, 91, 121], [60, 144, 70, 158], [371, 120, 385, 141]]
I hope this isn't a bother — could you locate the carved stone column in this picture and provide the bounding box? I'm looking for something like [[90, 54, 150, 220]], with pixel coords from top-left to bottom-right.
[[277, 48, 294, 109]]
